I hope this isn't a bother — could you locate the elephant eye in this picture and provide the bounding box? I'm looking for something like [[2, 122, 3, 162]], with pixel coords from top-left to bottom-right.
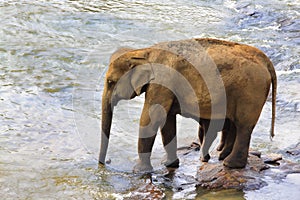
[[107, 79, 115, 87]]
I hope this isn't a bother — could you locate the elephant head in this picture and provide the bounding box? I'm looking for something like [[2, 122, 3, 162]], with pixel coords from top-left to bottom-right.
[[99, 48, 155, 164]]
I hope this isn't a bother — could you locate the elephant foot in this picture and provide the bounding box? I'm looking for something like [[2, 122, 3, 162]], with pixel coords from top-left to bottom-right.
[[201, 154, 211, 162], [98, 160, 105, 165], [133, 160, 153, 173], [164, 158, 180, 168], [223, 155, 247, 168]]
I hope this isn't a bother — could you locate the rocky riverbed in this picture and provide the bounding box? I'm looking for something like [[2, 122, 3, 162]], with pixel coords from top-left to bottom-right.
[[124, 142, 300, 199]]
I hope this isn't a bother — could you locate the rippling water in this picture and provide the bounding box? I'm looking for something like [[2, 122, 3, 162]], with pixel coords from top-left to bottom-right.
[[0, 0, 299, 199]]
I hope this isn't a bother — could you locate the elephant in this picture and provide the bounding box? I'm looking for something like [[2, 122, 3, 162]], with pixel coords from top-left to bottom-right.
[[99, 38, 277, 172]]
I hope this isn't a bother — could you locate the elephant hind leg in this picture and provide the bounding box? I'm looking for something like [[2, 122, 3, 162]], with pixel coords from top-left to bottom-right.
[[223, 100, 264, 168], [219, 121, 236, 160], [216, 118, 231, 151], [223, 124, 253, 168]]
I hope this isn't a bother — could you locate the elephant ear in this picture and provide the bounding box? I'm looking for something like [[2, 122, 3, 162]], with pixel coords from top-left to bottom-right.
[[130, 63, 155, 96], [110, 47, 134, 63], [112, 61, 155, 101]]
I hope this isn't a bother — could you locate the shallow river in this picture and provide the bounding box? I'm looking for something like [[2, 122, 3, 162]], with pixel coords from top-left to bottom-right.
[[0, 0, 299, 199]]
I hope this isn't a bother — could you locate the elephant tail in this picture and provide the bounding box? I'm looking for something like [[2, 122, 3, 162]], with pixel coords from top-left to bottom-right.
[[268, 61, 277, 139]]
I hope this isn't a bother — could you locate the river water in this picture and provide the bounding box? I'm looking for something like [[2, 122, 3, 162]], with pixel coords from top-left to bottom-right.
[[0, 0, 299, 199]]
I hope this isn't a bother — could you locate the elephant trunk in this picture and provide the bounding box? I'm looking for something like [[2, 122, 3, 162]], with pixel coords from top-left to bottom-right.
[[99, 95, 113, 164]]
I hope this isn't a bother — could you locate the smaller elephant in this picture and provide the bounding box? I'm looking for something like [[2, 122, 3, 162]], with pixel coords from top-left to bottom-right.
[[198, 118, 236, 162]]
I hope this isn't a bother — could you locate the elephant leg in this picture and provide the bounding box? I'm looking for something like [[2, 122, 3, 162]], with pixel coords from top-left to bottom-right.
[[198, 119, 210, 147], [200, 120, 218, 162], [223, 125, 253, 168], [198, 123, 204, 147], [217, 119, 231, 151], [219, 123, 236, 160], [161, 112, 179, 168], [134, 104, 162, 172], [216, 130, 226, 151], [135, 129, 157, 172], [134, 86, 174, 173]]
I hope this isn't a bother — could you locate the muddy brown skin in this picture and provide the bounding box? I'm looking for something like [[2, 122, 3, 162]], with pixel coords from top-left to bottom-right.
[[99, 38, 277, 172]]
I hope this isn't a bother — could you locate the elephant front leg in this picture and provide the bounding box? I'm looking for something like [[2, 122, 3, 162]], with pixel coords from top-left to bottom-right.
[[133, 103, 168, 173], [161, 113, 179, 168], [134, 135, 157, 173]]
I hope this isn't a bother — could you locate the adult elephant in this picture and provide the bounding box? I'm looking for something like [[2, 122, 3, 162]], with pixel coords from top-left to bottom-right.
[[99, 38, 277, 172]]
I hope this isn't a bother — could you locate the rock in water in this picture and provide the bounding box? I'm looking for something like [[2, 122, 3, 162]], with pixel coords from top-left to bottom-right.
[[261, 153, 282, 164], [196, 155, 269, 190]]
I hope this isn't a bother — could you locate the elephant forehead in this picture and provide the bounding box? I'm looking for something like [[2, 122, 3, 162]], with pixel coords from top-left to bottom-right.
[[107, 62, 130, 77], [110, 47, 134, 63]]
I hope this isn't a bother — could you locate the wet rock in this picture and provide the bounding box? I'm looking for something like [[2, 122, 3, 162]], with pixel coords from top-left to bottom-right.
[[286, 142, 300, 156], [249, 150, 261, 158], [286, 149, 300, 156], [195, 146, 300, 191], [122, 143, 300, 198], [196, 155, 269, 191], [178, 142, 200, 156], [261, 153, 282, 164], [276, 161, 300, 174]]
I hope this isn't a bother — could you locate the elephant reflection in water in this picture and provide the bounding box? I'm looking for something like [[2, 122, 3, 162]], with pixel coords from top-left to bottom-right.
[[99, 38, 276, 173]]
